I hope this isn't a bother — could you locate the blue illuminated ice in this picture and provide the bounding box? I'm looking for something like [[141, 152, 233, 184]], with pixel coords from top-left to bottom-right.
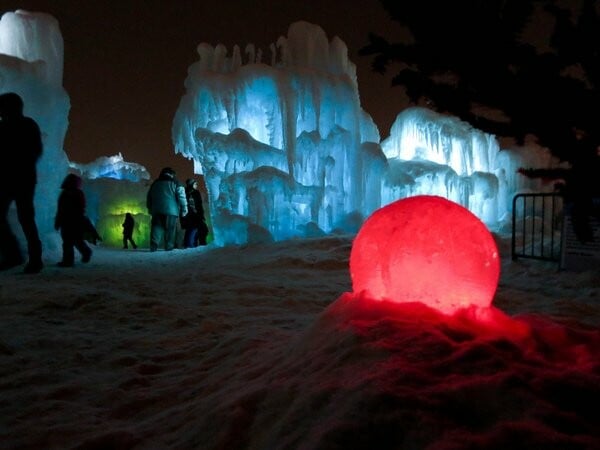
[[0, 10, 63, 86], [2, 12, 559, 252], [173, 21, 558, 245], [380, 107, 560, 226], [69, 153, 151, 182], [173, 22, 386, 245], [0, 10, 70, 253], [0, 10, 156, 257]]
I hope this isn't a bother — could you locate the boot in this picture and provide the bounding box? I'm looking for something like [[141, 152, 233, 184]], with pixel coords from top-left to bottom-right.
[[24, 260, 43, 274], [82, 248, 92, 263]]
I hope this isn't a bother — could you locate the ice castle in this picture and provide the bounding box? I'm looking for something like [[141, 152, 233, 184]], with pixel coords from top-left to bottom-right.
[[172, 21, 557, 245], [0, 12, 557, 250]]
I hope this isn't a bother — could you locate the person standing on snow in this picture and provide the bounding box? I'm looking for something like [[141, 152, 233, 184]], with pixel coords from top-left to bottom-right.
[[0, 92, 44, 274], [122, 212, 137, 249], [54, 173, 92, 267], [146, 167, 187, 251], [182, 178, 209, 247]]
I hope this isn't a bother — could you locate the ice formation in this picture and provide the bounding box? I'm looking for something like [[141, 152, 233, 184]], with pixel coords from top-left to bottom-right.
[[69, 153, 151, 182], [0, 10, 63, 86], [173, 21, 558, 246], [1, 11, 151, 253], [69, 154, 153, 249], [380, 107, 561, 229], [82, 177, 151, 249], [173, 22, 385, 246], [0, 10, 70, 253], [1, 12, 559, 251]]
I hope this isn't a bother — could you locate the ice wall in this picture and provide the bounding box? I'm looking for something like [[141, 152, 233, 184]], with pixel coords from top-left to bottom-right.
[[0, 10, 70, 255], [81, 177, 152, 249], [381, 107, 560, 227], [173, 21, 385, 245]]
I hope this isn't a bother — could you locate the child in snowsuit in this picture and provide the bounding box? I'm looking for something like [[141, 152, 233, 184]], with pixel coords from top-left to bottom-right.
[[122, 212, 137, 249], [54, 174, 92, 267]]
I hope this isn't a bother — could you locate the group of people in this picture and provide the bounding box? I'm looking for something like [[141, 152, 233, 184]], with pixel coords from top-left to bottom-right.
[[145, 166, 209, 251], [0, 92, 209, 274], [0, 92, 99, 272]]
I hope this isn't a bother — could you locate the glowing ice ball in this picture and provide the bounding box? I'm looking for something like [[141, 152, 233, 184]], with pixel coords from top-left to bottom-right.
[[350, 196, 500, 314]]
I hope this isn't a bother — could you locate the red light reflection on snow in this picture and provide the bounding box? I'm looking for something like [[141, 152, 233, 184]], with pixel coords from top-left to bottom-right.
[[315, 195, 598, 448], [329, 291, 531, 343]]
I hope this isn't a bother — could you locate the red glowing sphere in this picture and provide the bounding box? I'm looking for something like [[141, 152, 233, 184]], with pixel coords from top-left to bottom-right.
[[350, 196, 500, 314]]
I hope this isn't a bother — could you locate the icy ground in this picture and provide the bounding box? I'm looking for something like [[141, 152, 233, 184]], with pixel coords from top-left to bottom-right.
[[0, 235, 598, 449]]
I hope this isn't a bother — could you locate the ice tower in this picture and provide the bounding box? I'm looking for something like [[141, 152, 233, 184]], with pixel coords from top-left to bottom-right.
[[0, 10, 70, 253], [173, 21, 385, 245]]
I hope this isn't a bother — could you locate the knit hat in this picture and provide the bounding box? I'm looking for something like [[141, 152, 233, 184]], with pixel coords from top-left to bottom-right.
[[159, 167, 176, 179], [0, 92, 24, 116], [60, 173, 82, 189]]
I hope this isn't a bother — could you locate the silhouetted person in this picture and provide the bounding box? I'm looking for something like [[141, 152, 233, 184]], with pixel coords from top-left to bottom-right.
[[518, 129, 600, 243], [122, 212, 137, 249], [182, 178, 209, 247], [54, 173, 92, 267], [0, 92, 44, 273], [147, 167, 187, 251]]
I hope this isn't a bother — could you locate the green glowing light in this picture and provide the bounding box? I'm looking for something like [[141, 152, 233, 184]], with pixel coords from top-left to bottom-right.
[[97, 213, 150, 248], [95, 198, 150, 248], [93, 197, 213, 249]]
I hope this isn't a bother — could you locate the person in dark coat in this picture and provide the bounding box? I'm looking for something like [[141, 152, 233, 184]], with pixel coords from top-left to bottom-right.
[[183, 178, 209, 248], [122, 212, 137, 249], [146, 167, 188, 251], [0, 92, 44, 273], [54, 173, 92, 267]]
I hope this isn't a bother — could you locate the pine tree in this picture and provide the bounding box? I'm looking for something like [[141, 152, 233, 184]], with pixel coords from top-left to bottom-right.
[[360, 0, 599, 163]]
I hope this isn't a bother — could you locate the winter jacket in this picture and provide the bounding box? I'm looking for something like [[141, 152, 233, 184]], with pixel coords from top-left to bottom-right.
[[183, 187, 206, 228], [147, 174, 188, 217], [0, 115, 42, 189], [55, 175, 86, 231], [122, 214, 135, 236]]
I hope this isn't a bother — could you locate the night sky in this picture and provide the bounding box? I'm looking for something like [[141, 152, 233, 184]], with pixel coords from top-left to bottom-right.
[[1, 0, 409, 180]]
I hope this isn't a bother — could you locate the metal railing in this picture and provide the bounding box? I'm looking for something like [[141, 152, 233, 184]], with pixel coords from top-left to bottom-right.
[[511, 193, 564, 262]]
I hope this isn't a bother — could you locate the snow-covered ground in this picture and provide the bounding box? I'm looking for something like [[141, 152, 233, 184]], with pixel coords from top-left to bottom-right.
[[1, 235, 598, 449]]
